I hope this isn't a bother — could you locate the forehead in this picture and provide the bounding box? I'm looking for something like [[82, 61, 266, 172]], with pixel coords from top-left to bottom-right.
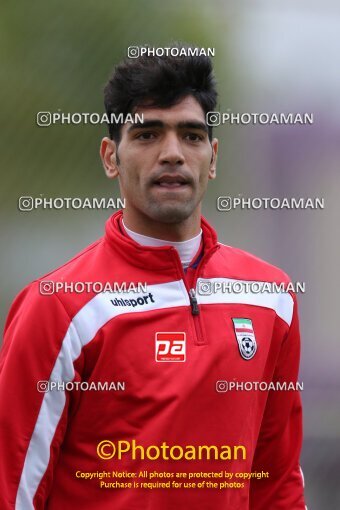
[[133, 95, 206, 124]]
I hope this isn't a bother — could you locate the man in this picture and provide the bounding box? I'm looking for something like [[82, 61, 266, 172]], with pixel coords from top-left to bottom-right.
[[0, 44, 306, 509]]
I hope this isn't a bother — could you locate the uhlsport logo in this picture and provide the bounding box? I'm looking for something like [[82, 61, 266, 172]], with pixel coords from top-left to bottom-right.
[[232, 318, 257, 360], [155, 332, 186, 362]]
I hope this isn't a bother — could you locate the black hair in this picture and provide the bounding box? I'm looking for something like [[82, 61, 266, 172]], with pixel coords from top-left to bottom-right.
[[103, 42, 218, 143]]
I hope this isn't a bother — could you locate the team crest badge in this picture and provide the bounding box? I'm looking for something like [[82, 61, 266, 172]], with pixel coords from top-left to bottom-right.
[[232, 318, 257, 360]]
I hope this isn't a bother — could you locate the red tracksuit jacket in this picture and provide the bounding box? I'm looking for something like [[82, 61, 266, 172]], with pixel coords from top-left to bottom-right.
[[0, 210, 306, 509]]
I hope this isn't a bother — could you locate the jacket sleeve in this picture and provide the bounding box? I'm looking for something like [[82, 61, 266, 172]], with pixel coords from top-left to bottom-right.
[[249, 292, 307, 510], [0, 282, 79, 510]]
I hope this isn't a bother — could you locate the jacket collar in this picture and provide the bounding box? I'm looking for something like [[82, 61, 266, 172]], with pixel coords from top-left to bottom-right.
[[104, 210, 219, 272]]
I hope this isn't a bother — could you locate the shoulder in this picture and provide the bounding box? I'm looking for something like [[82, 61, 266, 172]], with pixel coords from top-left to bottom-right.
[[214, 243, 291, 284], [5, 237, 106, 325]]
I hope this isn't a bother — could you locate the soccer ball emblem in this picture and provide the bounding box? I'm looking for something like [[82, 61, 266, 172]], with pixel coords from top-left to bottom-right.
[[239, 336, 257, 360], [242, 337, 253, 353]]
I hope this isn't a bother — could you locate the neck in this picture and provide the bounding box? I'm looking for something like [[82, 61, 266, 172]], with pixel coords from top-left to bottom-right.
[[122, 207, 202, 241]]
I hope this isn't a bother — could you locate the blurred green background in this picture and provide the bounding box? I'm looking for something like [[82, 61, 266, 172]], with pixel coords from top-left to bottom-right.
[[1, 0, 340, 506]]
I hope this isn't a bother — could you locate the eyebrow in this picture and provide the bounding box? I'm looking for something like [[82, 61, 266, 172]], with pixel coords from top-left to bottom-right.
[[127, 120, 208, 133]]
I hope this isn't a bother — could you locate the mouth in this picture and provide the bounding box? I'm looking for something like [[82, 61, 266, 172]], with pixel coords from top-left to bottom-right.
[[152, 174, 191, 190]]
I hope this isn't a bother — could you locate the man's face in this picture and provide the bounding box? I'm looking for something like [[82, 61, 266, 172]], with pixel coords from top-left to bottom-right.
[[101, 95, 218, 224]]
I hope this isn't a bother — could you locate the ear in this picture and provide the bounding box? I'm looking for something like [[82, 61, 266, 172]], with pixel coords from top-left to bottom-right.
[[100, 137, 119, 179], [208, 138, 218, 180]]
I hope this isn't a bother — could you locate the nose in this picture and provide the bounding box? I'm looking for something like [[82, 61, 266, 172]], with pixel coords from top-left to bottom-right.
[[158, 132, 185, 166]]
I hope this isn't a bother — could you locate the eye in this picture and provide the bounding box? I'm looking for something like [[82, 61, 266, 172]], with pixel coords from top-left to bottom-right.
[[185, 133, 204, 142], [136, 132, 156, 140]]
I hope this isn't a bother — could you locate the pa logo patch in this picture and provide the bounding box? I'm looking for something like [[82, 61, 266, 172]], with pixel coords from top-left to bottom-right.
[[232, 318, 257, 360], [155, 332, 186, 362]]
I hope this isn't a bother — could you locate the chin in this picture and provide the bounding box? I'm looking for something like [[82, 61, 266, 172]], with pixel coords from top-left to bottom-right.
[[146, 203, 195, 224]]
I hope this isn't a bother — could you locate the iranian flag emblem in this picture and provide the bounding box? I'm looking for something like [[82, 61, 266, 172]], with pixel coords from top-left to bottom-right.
[[232, 318, 257, 360]]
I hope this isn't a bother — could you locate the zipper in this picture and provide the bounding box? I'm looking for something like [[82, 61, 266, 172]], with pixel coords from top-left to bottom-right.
[[171, 244, 220, 346], [189, 288, 205, 345], [189, 288, 199, 315]]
